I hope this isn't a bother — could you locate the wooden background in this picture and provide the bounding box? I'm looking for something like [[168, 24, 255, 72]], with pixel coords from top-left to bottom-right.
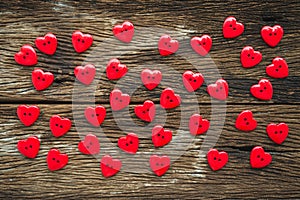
[[0, 0, 299, 199]]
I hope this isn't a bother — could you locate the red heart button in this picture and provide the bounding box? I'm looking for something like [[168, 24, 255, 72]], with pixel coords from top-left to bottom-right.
[[49, 115, 72, 137], [266, 57, 289, 79], [261, 25, 283, 47], [72, 31, 93, 53], [141, 69, 162, 90], [207, 79, 229, 100], [235, 110, 257, 132], [14, 45, 37, 66], [250, 79, 273, 101], [152, 125, 172, 147], [100, 155, 122, 178], [17, 136, 40, 159], [149, 155, 170, 176], [134, 100, 156, 122], [189, 114, 210, 135], [158, 35, 179, 56], [78, 134, 100, 155], [32, 68, 54, 91], [182, 70, 204, 92], [113, 21, 134, 43], [266, 123, 288, 145], [110, 89, 130, 111], [85, 106, 106, 127], [118, 133, 139, 154], [106, 58, 128, 80], [207, 149, 228, 171], [190, 35, 212, 56], [240, 46, 262, 68], [160, 88, 181, 109], [17, 105, 40, 126], [47, 149, 68, 171], [74, 64, 96, 85], [223, 16, 244, 38], [250, 146, 272, 169], [35, 33, 57, 55]]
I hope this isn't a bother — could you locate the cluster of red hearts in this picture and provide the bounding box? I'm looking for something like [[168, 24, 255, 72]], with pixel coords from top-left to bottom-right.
[[15, 17, 289, 177]]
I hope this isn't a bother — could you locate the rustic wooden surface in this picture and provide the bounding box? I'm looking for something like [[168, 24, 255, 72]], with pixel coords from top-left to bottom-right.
[[0, 0, 300, 199]]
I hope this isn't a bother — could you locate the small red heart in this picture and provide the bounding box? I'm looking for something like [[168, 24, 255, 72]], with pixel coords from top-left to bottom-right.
[[160, 88, 181, 109], [149, 155, 170, 176], [223, 16, 244, 38], [110, 89, 130, 111], [240, 46, 262, 68], [31, 68, 54, 91], [17, 105, 40, 126], [113, 21, 134, 43], [189, 114, 210, 135], [17, 136, 40, 159], [84, 106, 106, 127], [158, 35, 179, 56], [106, 59, 128, 80], [235, 110, 257, 132], [250, 146, 272, 169], [118, 133, 139, 154], [35, 33, 57, 55], [152, 125, 172, 147], [72, 31, 93, 53], [49, 115, 72, 137], [190, 35, 212, 56], [78, 134, 100, 155], [261, 25, 283, 47], [74, 64, 96, 85], [14, 45, 37, 66], [134, 100, 156, 122], [100, 155, 122, 178], [140, 69, 162, 90], [250, 79, 273, 101], [47, 149, 68, 171], [207, 79, 229, 100], [182, 70, 204, 92], [207, 149, 228, 171], [266, 57, 289, 79], [266, 123, 288, 145]]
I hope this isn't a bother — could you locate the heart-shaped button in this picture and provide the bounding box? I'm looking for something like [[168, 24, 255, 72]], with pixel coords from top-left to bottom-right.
[[14, 45, 37, 66], [118, 133, 139, 154], [223, 16, 244, 38], [160, 88, 181, 109], [74, 64, 96, 85], [72, 31, 93, 53], [141, 69, 162, 90], [32, 68, 54, 91], [85, 106, 106, 127], [49, 115, 72, 137], [235, 110, 257, 132], [17, 136, 40, 159], [106, 58, 128, 80], [250, 146, 272, 169], [189, 114, 210, 135], [78, 134, 100, 155], [190, 35, 212, 56], [182, 70, 204, 92], [207, 79, 229, 100], [17, 105, 40, 126], [35, 33, 57, 55], [240, 46, 262, 68], [207, 149, 228, 171], [261, 25, 283, 47], [250, 79, 273, 101], [266, 57, 289, 79], [152, 125, 172, 147], [100, 155, 122, 178], [113, 21, 134, 43], [47, 149, 68, 171], [134, 100, 156, 122], [110, 89, 130, 111], [158, 35, 179, 56], [266, 123, 288, 145], [149, 155, 170, 176]]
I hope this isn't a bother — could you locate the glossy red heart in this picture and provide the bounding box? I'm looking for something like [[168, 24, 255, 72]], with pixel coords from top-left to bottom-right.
[[17, 105, 40, 126], [134, 100, 156, 122], [74, 64, 96, 85], [141, 69, 162, 90], [250, 79, 273, 101], [261, 25, 283, 47], [250, 146, 272, 168], [100, 155, 122, 178], [207, 79, 229, 100], [113, 21, 134, 43], [49, 115, 72, 137], [78, 134, 100, 155], [17, 136, 40, 159], [182, 70, 204, 92], [84, 106, 106, 127], [118, 133, 139, 154], [266, 123, 288, 145], [14, 45, 37, 66], [235, 110, 257, 132], [149, 155, 170, 176], [190, 35, 212, 56], [266, 57, 289, 79], [31, 68, 54, 91], [152, 125, 172, 147], [207, 149, 228, 171], [35, 33, 57, 55], [158, 35, 179, 56], [110, 89, 130, 111], [47, 149, 68, 171], [106, 58, 128, 80], [72, 31, 93, 53], [189, 114, 210, 135], [223, 16, 244, 38], [240, 46, 262, 68], [160, 88, 181, 109]]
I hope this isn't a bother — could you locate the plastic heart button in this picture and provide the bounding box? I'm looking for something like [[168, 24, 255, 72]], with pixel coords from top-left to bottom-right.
[[152, 125, 172, 147], [261, 25, 283, 47], [47, 149, 68, 171], [207, 149, 228, 171], [35, 33, 57, 55], [14, 45, 37, 66], [235, 110, 257, 132], [49, 115, 72, 137], [78, 134, 100, 155], [84, 106, 106, 127], [134, 100, 156, 122], [266, 57, 289, 79], [240, 46, 262, 68], [141, 69, 162, 90], [100, 155, 122, 178], [182, 70, 204, 92], [158, 35, 179, 56], [110, 89, 130, 111], [72, 31, 93, 53], [223, 16, 244, 38], [149, 155, 170, 177], [17, 136, 40, 159], [189, 114, 210, 135], [118, 133, 139, 154], [207, 79, 229, 100], [32, 68, 54, 91], [266, 123, 288, 145], [250, 79, 273, 101], [106, 58, 128, 80], [113, 21, 134, 43], [190, 35, 212, 56], [250, 146, 272, 169], [160, 88, 181, 109], [74, 64, 96, 85], [17, 105, 40, 126]]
